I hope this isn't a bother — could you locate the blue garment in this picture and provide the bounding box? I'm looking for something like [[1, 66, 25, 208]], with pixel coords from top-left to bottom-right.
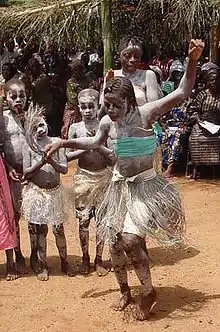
[[112, 136, 157, 158]]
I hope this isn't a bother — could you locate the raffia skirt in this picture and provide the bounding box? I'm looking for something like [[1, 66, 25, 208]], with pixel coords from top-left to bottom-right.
[[73, 167, 112, 219], [96, 168, 185, 246], [22, 183, 69, 225]]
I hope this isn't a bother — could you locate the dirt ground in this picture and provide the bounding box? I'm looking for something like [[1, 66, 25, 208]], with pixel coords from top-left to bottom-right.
[[1, 164, 220, 332]]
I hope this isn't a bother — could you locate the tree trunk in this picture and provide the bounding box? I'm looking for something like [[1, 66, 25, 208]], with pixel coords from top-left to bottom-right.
[[101, 0, 113, 75], [209, 23, 219, 63]]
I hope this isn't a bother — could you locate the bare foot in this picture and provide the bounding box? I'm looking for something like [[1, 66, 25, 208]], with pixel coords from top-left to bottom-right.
[[61, 260, 75, 277], [163, 163, 174, 179], [111, 291, 132, 311], [37, 269, 49, 281], [16, 256, 28, 275], [95, 261, 109, 277], [132, 289, 156, 321], [30, 254, 41, 274], [80, 260, 90, 275], [6, 263, 19, 281]]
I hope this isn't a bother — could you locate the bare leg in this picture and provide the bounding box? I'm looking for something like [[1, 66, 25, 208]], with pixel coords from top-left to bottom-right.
[[110, 234, 132, 311], [6, 249, 18, 281], [94, 205, 108, 276], [95, 239, 109, 277], [123, 233, 156, 321], [14, 213, 27, 274], [28, 223, 40, 273], [52, 224, 74, 277], [163, 162, 175, 178], [140, 238, 154, 268], [77, 210, 91, 275], [37, 224, 49, 281]]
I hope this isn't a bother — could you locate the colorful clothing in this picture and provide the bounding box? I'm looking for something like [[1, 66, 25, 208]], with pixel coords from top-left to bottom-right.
[[188, 89, 220, 165], [159, 106, 187, 169], [0, 156, 17, 250]]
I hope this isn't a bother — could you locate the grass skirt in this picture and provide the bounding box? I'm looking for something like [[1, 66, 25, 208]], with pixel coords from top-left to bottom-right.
[[73, 167, 112, 219], [22, 182, 69, 225], [96, 170, 185, 246]]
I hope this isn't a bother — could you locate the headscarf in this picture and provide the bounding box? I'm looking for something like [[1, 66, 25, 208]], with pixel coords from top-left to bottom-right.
[[169, 60, 185, 78], [201, 62, 219, 73]]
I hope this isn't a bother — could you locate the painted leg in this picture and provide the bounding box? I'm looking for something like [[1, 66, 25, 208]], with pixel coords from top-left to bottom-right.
[[110, 235, 132, 311], [94, 205, 108, 276], [14, 213, 27, 274], [123, 233, 156, 321], [78, 211, 91, 275], [28, 223, 41, 273], [37, 224, 49, 281], [95, 238, 109, 277], [52, 224, 74, 277], [6, 249, 18, 281], [140, 238, 154, 268]]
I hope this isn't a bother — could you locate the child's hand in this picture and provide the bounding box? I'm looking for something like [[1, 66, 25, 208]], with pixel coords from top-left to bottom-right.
[[8, 169, 21, 182], [188, 39, 205, 61]]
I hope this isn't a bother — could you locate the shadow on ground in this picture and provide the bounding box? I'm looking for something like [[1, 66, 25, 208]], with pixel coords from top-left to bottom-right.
[[148, 246, 200, 266], [81, 285, 220, 321]]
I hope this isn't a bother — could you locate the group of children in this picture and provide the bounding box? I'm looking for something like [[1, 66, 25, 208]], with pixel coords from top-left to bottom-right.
[[0, 79, 112, 281], [0, 39, 204, 321]]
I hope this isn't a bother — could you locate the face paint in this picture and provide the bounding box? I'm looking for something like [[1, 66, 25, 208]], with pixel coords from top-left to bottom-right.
[[6, 84, 27, 114], [36, 118, 48, 138], [104, 95, 127, 122], [78, 95, 98, 120], [120, 43, 142, 74]]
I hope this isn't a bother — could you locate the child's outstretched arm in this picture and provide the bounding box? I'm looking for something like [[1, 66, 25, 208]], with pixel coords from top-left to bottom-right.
[[45, 116, 110, 158]]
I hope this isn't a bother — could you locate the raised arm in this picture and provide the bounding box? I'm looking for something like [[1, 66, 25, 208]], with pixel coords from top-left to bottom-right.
[[45, 116, 110, 158], [140, 40, 204, 126]]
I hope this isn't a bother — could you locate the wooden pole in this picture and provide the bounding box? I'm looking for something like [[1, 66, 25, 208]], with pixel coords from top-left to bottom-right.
[[209, 23, 219, 63], [101, 0, 113, 75]]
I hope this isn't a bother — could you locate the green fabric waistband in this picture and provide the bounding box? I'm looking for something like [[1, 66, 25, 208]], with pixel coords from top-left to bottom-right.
[[112, 135, 157, 158], [152, 121, 163, 136]]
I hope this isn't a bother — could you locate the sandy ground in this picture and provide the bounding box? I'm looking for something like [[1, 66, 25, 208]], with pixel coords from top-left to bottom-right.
[[1, 164, 220, 332]]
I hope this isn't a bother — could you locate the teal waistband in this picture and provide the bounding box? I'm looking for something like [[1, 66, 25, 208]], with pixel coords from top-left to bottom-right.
[[152, 121, 163, 136], [112, 135, 157, 158]]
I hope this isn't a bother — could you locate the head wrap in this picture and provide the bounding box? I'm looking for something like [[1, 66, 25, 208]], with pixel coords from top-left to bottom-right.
[[169, 60, 185, 76], [201, 62, 219, 73]]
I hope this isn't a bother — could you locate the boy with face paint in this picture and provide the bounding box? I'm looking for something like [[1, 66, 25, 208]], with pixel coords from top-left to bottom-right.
[[66, 89, 115, 276], [22, 105, 74, 281], [44, 40, 204, 320], [3, 79, 28, 274]]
